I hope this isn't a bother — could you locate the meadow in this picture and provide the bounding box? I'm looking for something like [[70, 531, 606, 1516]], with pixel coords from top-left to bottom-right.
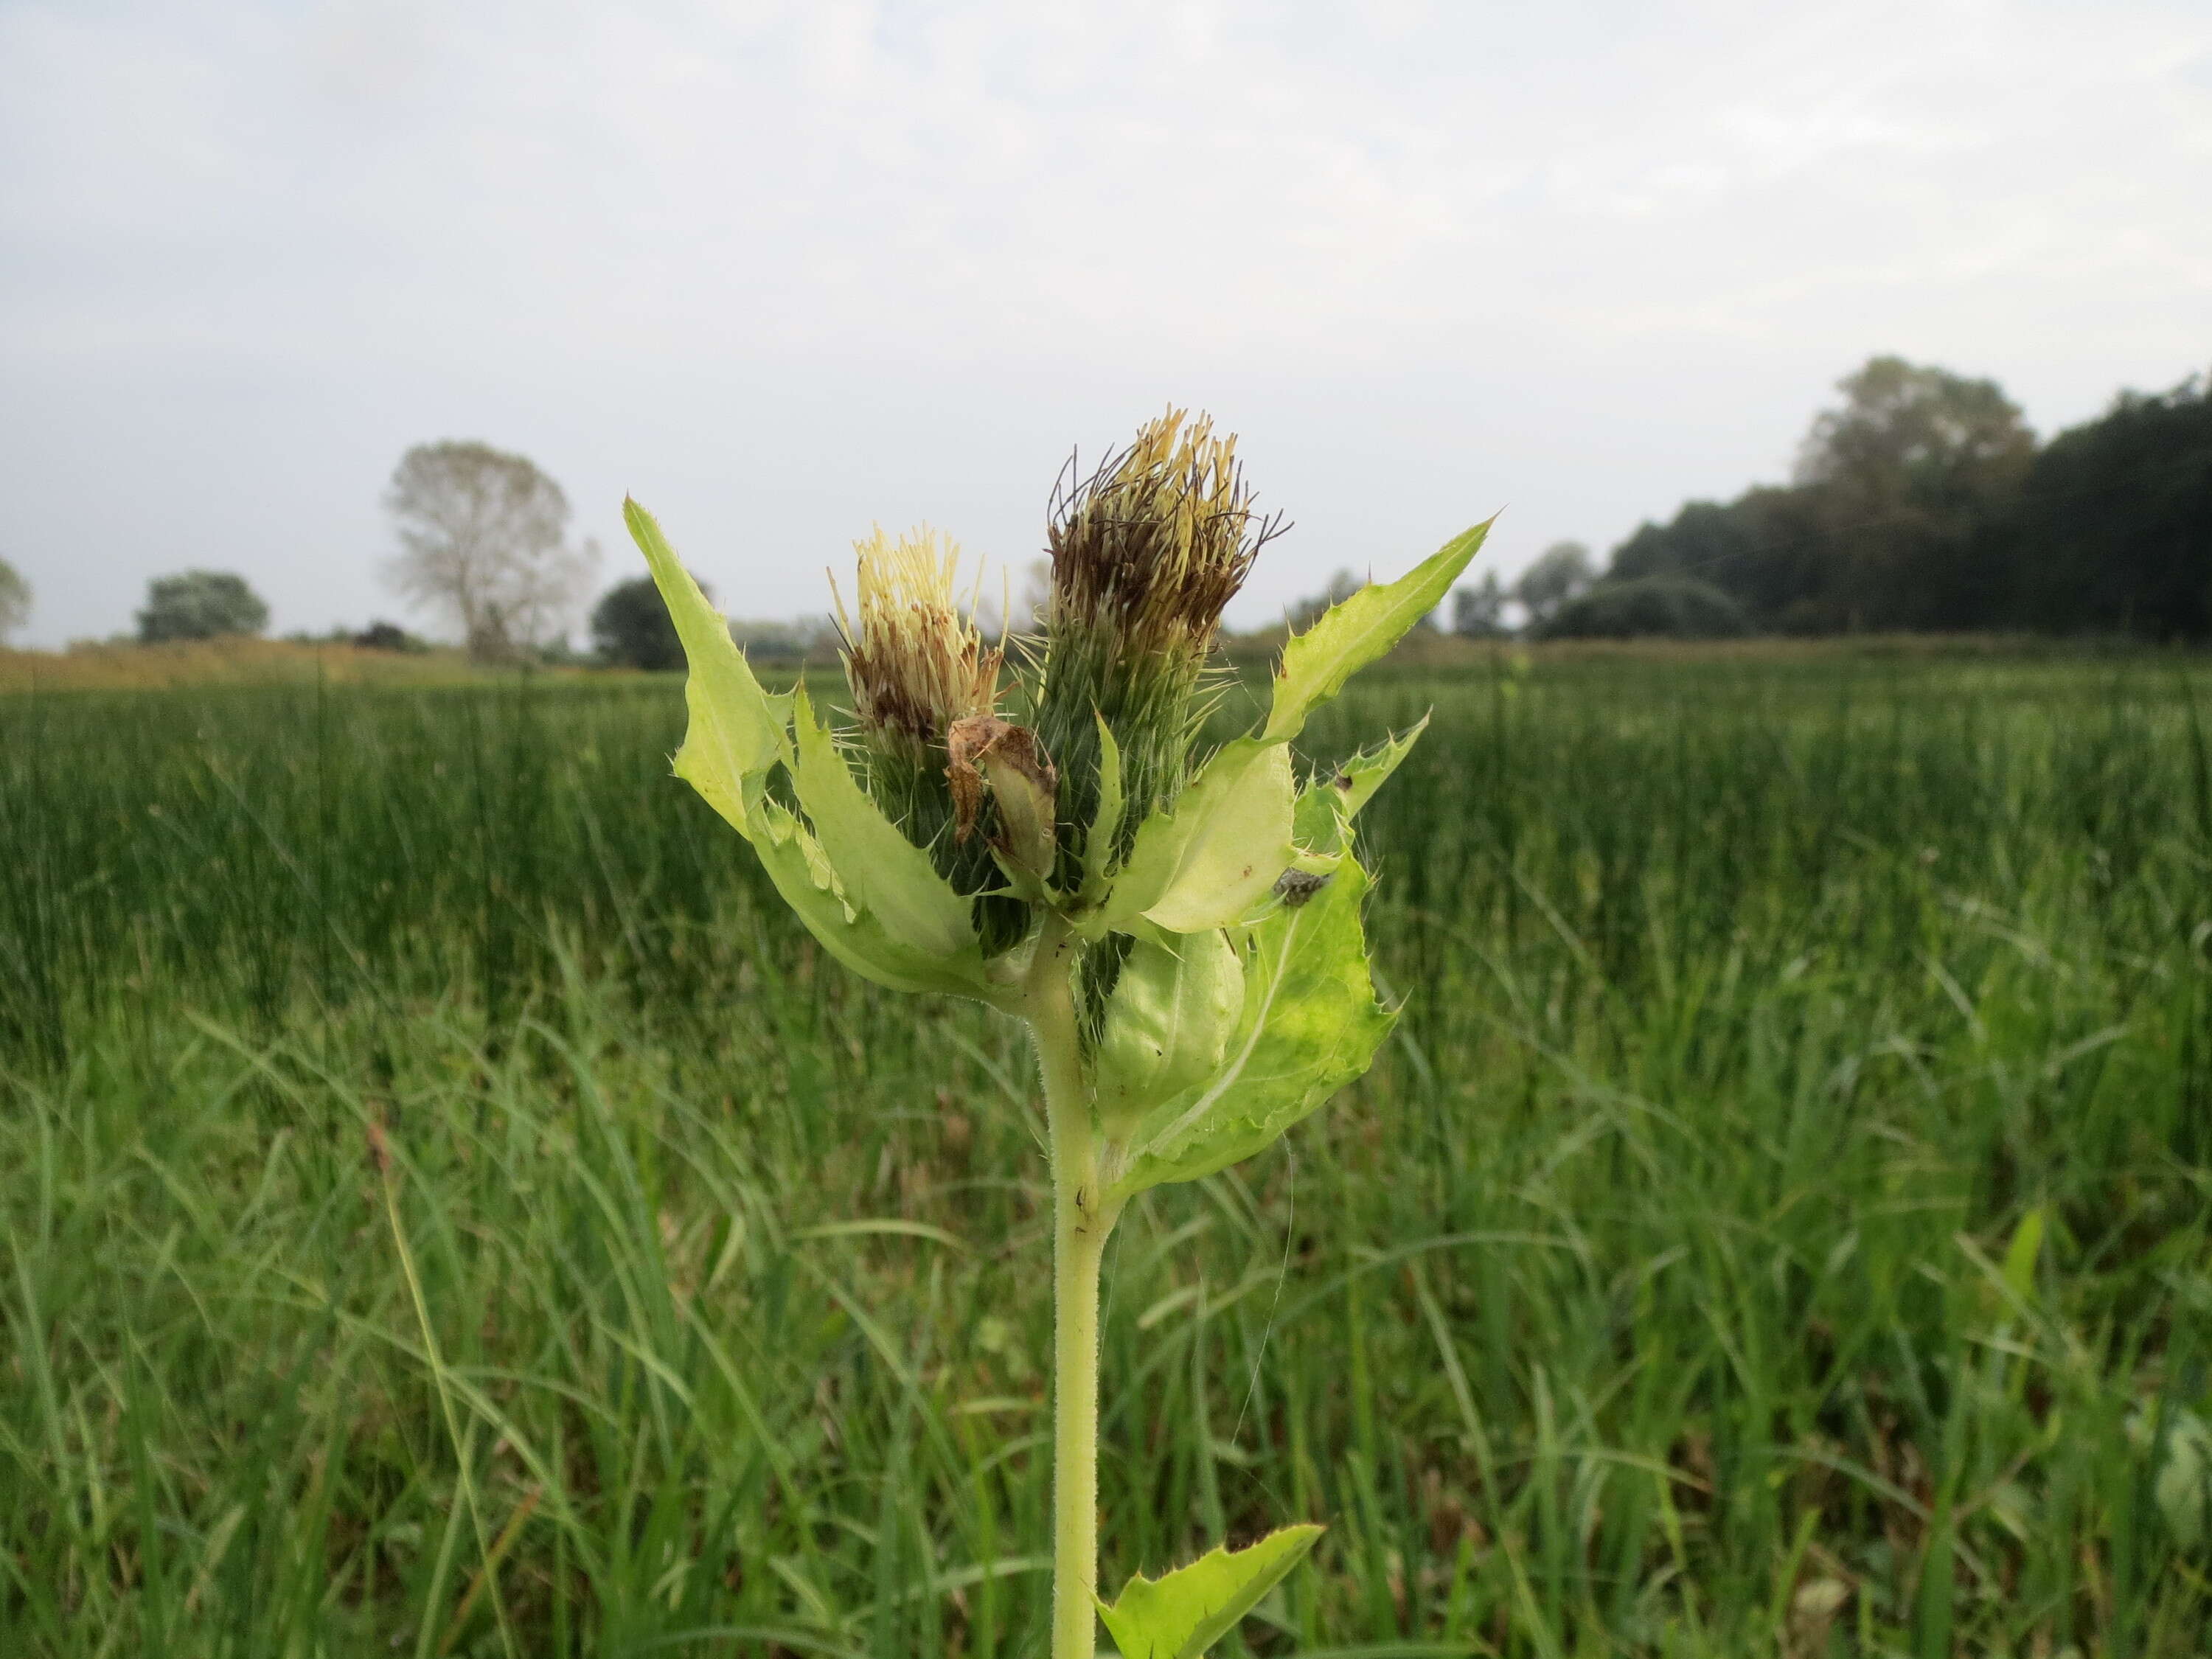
[[3, 648, 2208, 1658]]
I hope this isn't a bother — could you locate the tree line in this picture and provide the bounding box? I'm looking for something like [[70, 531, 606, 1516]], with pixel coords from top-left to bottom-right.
[[7, 359, 2202, 660], [1503, 355, 2212, 643]]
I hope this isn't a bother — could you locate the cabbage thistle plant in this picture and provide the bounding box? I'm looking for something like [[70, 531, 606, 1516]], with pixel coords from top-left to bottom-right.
[[626, 411, 1489, 1659]]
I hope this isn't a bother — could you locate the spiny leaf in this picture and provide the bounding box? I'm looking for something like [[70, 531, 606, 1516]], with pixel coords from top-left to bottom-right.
[[1109, 859, 1392, 1198], [1103, 525, 1481, 939], [1292, 717, 1429, 855], [1262, 519, 1492, 745], [1079, 716, 1127, 906], [1096, 1526, 1324, 1659], [740, 790, 992, 998]]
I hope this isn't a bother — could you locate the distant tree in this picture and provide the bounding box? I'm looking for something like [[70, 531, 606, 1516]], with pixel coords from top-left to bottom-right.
[[0, 556, 28, 642], [1601, 357, 2038, 633], [1795, 355, 2036, 503], [383, 441, 598, 662], [137, 570, 269, 642], [1609, 487, 1833, 632], [352, 619, 428, 653], [1450, 571, 1509, 638], [591, 574, 698, 670], [1538, 576, 1747, 641], [2005, 375, 2212, 640], [1513, 541, 1594, 628], [1791, 355, 2036, 630]]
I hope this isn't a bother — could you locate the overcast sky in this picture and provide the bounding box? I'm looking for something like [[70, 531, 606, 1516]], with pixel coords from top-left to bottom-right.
[[1, 0, 2206, 647]]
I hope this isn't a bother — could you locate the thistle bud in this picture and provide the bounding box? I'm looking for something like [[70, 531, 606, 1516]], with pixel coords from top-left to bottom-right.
[[1033, 409, 1281, 881]]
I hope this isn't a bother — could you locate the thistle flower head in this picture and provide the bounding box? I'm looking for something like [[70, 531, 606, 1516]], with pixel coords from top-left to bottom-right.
[[832, 526, 1030, 951], [1032, 411, 1284, 897], [1044, 408, 1274, 658], [835, 525, 1000, 757]]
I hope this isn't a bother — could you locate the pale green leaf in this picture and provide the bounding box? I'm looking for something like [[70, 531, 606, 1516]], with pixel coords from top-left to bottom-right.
[[1094, 930, 1245, 1138], [1110, 860, 1394, 1198], [742, 791, 992, 998], [1262, 519, 1492, 745], [1105, 740, 1297, 936], [1096, 1526, 1323, 1659], [1292, 717, 1429, 856], [625, 500, 790, 824], [1096, 524, 1477, 936], [787, 685, 990, 980]]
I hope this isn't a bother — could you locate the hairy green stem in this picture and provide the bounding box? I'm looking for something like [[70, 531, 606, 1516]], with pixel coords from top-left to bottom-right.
[[1026, 917, 1114, 1659]]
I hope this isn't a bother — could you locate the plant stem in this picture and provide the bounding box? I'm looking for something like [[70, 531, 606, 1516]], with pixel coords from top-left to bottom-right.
[[1026, 916, 1113, 1659]]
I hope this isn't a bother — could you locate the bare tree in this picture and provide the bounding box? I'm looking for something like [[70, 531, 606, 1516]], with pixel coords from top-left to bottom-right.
[[383, 441, 598, 661]]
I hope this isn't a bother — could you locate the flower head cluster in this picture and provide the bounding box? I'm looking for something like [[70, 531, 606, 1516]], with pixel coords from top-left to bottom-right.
[[627, 413, 1490, 1157], [836, 526, 999, 750]]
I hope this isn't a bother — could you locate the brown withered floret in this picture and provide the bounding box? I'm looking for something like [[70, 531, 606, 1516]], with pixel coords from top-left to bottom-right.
[[945, 716, 1058, 846]]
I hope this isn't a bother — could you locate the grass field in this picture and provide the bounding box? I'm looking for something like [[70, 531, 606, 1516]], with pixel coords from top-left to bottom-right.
[[4, 650, 2210, 1658]]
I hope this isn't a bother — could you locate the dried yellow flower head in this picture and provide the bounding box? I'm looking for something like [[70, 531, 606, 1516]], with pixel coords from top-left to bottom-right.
[[834, 525, 1028, 950], [835, 525, 1001, 756]]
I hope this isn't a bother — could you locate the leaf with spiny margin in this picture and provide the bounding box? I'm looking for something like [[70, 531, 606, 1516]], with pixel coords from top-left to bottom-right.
[[1292, 717, 1429, 856], [1262, 519, 1492, 745], [1094, 929, 1245, 1138], [1096, 1526, 1324, 1659], [626, 499, 992, 1001], [1103, 738, 1296, 936], [1109, 859, 1393, 1198]]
